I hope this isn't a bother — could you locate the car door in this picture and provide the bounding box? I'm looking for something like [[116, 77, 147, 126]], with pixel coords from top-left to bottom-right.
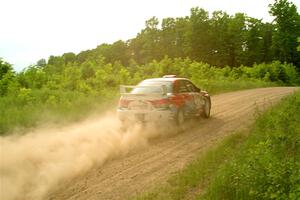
[[185, 80, 204, 112], [178, 80, 196, 116]]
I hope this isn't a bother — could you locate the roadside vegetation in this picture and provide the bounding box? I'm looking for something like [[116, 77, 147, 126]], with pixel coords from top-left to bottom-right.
[[1, 0, 299, 135], [202, 91, 300, 200], [1, 58, 298, 135], [134, 91, 300, 200]]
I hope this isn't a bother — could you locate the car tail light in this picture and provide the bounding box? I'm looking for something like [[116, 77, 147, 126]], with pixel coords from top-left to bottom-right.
[[119, 99, 130, 108], [151, 98, 170, 109]]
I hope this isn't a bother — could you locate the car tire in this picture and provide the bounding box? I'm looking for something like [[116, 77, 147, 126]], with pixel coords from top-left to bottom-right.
[[202, 97, 211, 118]]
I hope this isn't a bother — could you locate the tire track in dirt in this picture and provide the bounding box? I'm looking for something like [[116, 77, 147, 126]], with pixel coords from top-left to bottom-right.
[[48, 87, 298, 200]]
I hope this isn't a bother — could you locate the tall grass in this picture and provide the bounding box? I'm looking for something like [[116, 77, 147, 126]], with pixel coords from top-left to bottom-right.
[[0, 88, 118, 135], [202, 91, 300, 199]]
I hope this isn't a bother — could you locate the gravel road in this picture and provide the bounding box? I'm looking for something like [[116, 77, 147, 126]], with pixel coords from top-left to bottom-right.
[[48, 87, 298, 200]]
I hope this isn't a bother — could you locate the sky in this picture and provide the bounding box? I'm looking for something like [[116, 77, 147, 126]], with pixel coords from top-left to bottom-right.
[[0, 0, 299, 71]]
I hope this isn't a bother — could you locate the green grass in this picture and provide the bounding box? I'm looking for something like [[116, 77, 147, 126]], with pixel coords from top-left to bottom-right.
[[201, 91, 300, 200], [134, 91, 300, 200]]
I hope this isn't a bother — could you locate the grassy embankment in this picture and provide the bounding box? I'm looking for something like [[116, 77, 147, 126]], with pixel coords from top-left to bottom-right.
[[135, 91, 300, 200]]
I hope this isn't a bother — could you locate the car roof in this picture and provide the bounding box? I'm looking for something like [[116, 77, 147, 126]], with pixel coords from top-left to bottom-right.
[[142, 77, 189, 82]]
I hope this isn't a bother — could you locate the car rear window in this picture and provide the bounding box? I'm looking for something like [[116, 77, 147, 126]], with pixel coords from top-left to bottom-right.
[[131, 81, 173, 94]]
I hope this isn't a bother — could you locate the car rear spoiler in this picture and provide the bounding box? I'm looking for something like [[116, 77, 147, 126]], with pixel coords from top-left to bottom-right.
[[120, 85, 168, 97]]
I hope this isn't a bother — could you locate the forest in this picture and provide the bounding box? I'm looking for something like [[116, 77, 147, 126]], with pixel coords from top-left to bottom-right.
[[0, 0, 300, 135]]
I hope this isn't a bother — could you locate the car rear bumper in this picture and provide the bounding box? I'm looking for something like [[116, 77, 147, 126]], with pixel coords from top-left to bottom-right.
[[117, 109, 175, 123]]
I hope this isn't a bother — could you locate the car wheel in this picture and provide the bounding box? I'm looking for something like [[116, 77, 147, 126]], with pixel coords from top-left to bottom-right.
[[202, 97, 211, 118]]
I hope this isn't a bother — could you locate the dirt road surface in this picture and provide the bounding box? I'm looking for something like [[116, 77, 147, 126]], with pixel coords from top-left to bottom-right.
[[46, 87, 298, 200]]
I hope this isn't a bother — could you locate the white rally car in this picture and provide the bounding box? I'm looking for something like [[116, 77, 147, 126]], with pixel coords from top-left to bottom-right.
[[117, 75, 211, 127]]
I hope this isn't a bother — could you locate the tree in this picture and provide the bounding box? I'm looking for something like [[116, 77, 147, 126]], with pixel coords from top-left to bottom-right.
[[209, 11, 230, 67], [159, 17, 190, 58], [243, 17, 265, 65], [62, 52, 76, 64], [0, 58, 13, 79], [46, 55, 65, 73], [269, 0, 300, 68], [36, 58, 47, 67], [225, 13, 246, 67], [0, 58, 17, 96], [173, 17, 190, 58], [18, 66, 46, 89], [94, 41, 130, 65], [160, 17, 177, 58], [261, 23, 273, 63], [188, 7, 210, 62], [139, 17, 161, 63]]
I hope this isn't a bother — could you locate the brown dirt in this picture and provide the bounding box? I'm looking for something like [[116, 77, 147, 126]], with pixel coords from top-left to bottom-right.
[[0, 87, 298, 200]]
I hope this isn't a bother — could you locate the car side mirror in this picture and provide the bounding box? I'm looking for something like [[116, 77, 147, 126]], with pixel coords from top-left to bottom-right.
[[196, 87, 201, 92]]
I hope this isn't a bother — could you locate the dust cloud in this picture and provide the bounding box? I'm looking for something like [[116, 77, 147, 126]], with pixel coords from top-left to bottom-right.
[[0, 112, 174, 200]]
